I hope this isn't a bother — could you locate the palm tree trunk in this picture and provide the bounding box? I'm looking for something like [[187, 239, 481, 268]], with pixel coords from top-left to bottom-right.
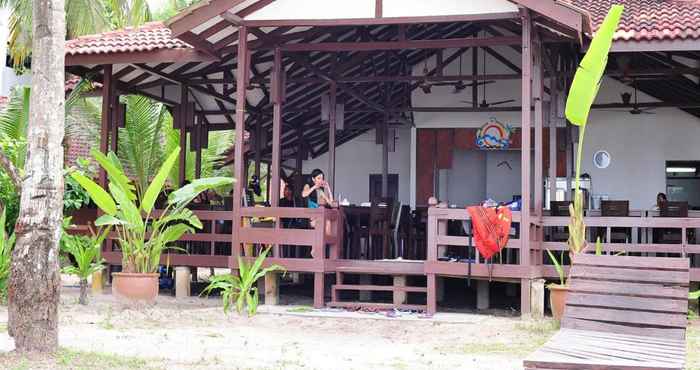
[[7, 0, 65, 353], [79, 279, 88, 305]]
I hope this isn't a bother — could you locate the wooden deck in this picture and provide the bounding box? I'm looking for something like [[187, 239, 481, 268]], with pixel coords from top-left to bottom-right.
[[76, 205, 700, 313]]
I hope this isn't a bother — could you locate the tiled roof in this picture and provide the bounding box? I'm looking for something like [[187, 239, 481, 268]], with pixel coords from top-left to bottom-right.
[[569, 0, 700, 42], [65, 21, 192, 56]]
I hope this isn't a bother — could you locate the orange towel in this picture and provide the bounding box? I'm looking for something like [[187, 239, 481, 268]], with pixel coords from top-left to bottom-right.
[[467, 206, 512, 260]]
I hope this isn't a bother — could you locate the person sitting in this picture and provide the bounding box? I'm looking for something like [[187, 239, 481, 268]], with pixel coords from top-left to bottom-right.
[[652, 192, 667, 211], [279, 182, 296, 208], [302, 168, 334, 208]]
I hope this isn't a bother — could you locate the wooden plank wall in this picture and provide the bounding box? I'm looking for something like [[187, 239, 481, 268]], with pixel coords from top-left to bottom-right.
[[416, 127, 567, 205]]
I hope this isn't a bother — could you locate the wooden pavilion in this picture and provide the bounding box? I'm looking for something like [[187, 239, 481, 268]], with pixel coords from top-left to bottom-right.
[[65, 0, 700, 315]]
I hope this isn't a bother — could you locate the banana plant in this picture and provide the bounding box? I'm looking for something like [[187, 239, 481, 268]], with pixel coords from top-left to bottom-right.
[[202, 247, 285, 317], [564, 5, 624, 261], [61, 221, 111, 305], [70, 147, 233, 273]]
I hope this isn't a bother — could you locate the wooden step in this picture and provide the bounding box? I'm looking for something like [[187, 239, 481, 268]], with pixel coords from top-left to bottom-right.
[[332, 284, 427, 293], [327, 301, 427, 311]]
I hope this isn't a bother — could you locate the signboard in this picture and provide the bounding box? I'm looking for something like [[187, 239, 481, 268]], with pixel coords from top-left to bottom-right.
[[476, 118, 513, 150]]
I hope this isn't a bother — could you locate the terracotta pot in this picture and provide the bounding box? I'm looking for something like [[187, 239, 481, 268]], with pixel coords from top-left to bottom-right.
[[112, 272, 159, 304], [548, 284, 569, 321]]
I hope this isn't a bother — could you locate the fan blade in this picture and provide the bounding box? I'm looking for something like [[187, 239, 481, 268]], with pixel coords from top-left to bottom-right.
[[432, 82, 454, 86], [465, 80, 496, 87]]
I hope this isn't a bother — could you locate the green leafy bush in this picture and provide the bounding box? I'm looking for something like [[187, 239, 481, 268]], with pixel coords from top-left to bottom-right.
[[61, 221, 110, 305], [70, 147, 232, 273], [202, 247, 285, 316], [64, 158, 93, 213]]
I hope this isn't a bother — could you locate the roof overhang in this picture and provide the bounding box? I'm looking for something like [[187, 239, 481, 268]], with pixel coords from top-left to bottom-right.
[[611, 39, 700, 53], [66, 48, 218, 66]]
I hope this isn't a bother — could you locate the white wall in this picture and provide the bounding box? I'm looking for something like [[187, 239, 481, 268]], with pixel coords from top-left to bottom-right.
[[301, 128, 411, 205], [580, 78, 700, 209]]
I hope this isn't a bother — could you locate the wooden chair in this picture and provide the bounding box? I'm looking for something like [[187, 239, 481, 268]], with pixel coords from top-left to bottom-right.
[[600, 200, 630, 243], [550, 201, 571, 242], [659, 201, 689, 245], [524, 254, 689, 370]]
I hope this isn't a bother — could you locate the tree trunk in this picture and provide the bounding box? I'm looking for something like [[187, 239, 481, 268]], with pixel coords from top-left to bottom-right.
[[7, 0, 65, 353], [79, 279, 88, 305]]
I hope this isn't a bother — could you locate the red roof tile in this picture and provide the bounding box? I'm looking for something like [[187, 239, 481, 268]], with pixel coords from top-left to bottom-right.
[[65, 21, 192, 56], [568, 0, 700, 42]]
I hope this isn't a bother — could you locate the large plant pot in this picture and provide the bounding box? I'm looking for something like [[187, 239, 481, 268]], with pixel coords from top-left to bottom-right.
[[549, 284, 569, 321], [112, 272, 159, 303]]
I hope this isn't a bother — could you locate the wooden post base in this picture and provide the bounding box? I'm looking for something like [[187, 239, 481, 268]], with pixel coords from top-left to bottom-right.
[[175, 266, 191, 299], [476, 280, 490, 310], [359, 275, 372, 301], [393, 275, 407, 305], [530, 278, 545, 318], [264, 271, 279, 305]]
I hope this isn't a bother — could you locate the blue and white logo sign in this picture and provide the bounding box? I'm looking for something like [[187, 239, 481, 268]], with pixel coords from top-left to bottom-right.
[[476, 118, 513, 150]]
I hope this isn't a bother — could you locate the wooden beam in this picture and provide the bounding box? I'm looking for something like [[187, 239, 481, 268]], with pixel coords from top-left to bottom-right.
[[375, 0, 382, 18], [270, 47, 283, 207], [242, 12, 520, 27], [328, 82, 337, 190], [232, 25, 249, 261], [177, 31, 222, 59], [520, 8, 533, 315], [534, 32, 544, 218], [279, 36, 523, 52], [168, 0, 248, 37], [179, 84, 188, 187], [99, 64, 113, 187]]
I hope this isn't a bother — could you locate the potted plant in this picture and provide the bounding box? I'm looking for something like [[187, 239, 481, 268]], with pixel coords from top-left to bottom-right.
[[202, 246, 285, 316], [60, 220, 110, 305], [70, 147, 232, 303], [545, 5, 624, 319]]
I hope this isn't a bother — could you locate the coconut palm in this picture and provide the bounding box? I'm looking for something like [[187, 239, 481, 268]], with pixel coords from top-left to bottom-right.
[[0, 0, 153, 67]]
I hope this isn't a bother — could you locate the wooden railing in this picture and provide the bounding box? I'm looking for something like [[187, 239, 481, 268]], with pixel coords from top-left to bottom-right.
[[425, 206, 527, 280], [540, 215, 700, 281], [233, 206, 343, 272]]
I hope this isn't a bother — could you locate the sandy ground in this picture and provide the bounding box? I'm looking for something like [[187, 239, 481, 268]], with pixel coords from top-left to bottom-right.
[[0, 277, 696, 370]]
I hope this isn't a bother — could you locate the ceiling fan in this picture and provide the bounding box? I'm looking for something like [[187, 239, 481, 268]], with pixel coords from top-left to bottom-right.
[[431, 53, 495, 93], [460, 46, 514, 107], [621, 79, 655, 115]]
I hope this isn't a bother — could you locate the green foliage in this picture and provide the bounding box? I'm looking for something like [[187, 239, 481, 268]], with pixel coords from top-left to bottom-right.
[[64, 158, 93, 213], [564, 6, 624, 260], [545, 249, 566, 286], [595, 237, 602, 256], [0, 208, 15, 302], [60, 224, 109, 281], [71, 148, 233, 273], [152, 0, 201, 20], [690, 290, 700, 300], [202, 247, 286, 316]]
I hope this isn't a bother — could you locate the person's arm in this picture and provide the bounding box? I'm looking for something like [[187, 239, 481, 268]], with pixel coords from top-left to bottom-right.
[[302, 183, 316, 198], [321, 182, 334, 203]]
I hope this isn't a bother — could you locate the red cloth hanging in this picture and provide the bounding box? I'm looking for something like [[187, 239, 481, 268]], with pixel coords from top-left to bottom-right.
[[467, 206, 513, 260]]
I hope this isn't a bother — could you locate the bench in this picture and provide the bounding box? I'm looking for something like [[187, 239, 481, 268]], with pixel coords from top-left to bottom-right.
[[524, 254, 689, 370]]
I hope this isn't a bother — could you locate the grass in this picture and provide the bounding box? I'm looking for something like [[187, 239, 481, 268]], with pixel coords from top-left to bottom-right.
[[0, 348, 163, 370]]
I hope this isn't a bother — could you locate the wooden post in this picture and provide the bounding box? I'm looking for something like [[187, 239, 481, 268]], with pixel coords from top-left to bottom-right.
[[328, 82, 337, 190], [270, 47, 283, 207], [99, 64, 113, 187], [533, 33, 544, 217], [476, 280, 490, 310], [179, 84, 188, 187], [549, 85, 558, 208], [264, 272, 279, 305], [175, 266, 191, 299], [195, 115, 203, 179], [520, 9, 533, 315], [231, 26, 249, 262], [426, 197, 438, 315], [530, 278, 545, 318], [381, 121, 389, 198], [393, 275, 407, 305], [109, 92, 119, 153]]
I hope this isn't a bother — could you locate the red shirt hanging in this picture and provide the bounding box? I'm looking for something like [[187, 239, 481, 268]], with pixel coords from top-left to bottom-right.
[[467, 206, 513, 260]]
